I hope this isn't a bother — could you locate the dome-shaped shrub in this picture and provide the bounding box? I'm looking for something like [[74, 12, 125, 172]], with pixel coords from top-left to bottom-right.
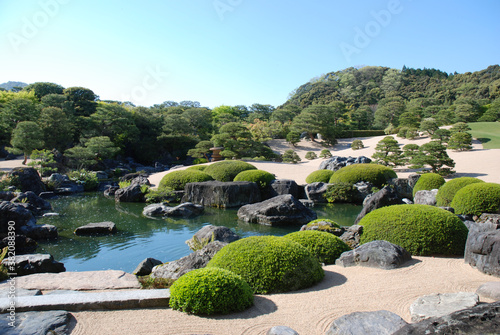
[[204, 161, 257, 182], [233, 170, 275, 189], [436, 177, 485, 207], [306, 170, 334, 184], [284, 230, 350, 264], [412, 173, 445, 197], [305, 218, 341, 231], [207, 236, 324, 294], [186, 165, 207, 171], [169, 267, 253, 315], [329, 163, 397, 188], [450, 183, 500, 216], [159, 170, 213, 191], [359, 204, 468, 256]]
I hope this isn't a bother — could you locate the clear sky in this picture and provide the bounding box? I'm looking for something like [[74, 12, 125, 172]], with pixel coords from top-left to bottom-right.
[[1, 0, 499, 109]]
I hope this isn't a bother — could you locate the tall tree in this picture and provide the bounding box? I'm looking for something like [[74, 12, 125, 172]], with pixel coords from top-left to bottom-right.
[[38, 107, 74, 151], [24, 82, 64, 100], [371, 136, 404, 167], [63, 87, 98, 117], [409, 141, 455, 175], [10, 121, 45, 164]]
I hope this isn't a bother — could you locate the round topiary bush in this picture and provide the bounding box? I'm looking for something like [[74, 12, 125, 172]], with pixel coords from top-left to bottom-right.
[[284, 230, 350, 264], [359, 204, 468, 256], [319, 149, 332, 158], [329, 163, 397, 188], [169, 267, 253, 315], [412, 172, 446, 197], [306, 170, 335, 184], [159, 169, 213, 191], [305, 151, 318, 160], [203, 160, 257, 182], [207, 236, 324, 294], [186, 165, 207, 171], [436, 177, 485, 207], [233, 170, 275, 189], [450, 182, 500, 216]]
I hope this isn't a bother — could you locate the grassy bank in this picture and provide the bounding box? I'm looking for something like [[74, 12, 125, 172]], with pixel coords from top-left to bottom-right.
[[468, 122, 500, 149]]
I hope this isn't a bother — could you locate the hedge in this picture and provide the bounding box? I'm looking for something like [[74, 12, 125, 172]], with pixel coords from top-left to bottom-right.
[[329, 163, 397, 188], [435, 177, 485, 207], [203, 161, 257, 182], [412, 173, 445, 197], [159, 169, 213, 191], [450, 182, 500, 216]]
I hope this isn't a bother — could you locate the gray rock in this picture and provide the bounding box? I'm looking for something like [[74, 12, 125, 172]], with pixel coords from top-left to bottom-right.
[[74, 221, 117, 236], [1, 254, 65, 276], [354, 186, 404, 225], [389, 178, 414, 199], [130, 175, 151, 186], [300, 221, 345, 237], [54, 183, 84, 195], [394, 301, 500, 335], [339, 225, 363, 248], [11, 191, 52, 215], [0, 288, 41, 298], [43, 289, 86, 295], [115, 184, 145, 202], [299, 199, 314, 207], [413, 189, 438, 206], [143, 202, 204, 218], [409, 292, 479, 322], [151, 241, 226, 280], [9, 167, 46, 195], [319, 156, 372, 171], [305, 182, 329, 203], [186, 225, 240, 250], [0, 201, 37, 235], [104, 185, 119, 197], [182, 181, 261, 208], [407, 173, 421, 189], [326, 310, 408, 335], [0, 310, 70, 335], [353, 181, 374, 203], [267, 326, 299, 335], [269, 179, 299, 198], [19, 221, 58, 240], [237, 194, 317, 226], [47, 173, 70, 188], [336, 240, 412, 269], [133, 258, 163, 276], [0, 235, 37, 254], [0, 191, 16, 201], [38, 191, 55, 199], [476, 282, 500, 301], [95, 171, 108, 180]]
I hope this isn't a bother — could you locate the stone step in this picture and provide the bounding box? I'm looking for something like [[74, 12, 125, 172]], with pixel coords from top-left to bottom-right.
[[0, 289, 170, 313]]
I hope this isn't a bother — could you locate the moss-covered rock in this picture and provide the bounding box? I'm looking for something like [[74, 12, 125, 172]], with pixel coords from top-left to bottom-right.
[[169, 267, 253, 315], [204, 161, 257, 182], [436, 177, 485, 207], [305, 170, 335, 184], [305, 219, 341, 232], [412, 173, 445, 197], [233, 170, 275, 189], [329, 163, 397, 188], [159, 170, 213, 191], [284, 230, 350, 264], [359, 204, 468, 256], [450, 183, 500, 216], [207, 236, 324, 294]]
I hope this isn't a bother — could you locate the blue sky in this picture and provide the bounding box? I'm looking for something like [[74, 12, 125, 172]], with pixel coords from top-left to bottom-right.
[[1, 0, 499, 108]]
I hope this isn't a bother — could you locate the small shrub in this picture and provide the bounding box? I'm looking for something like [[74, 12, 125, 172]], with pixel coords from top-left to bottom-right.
[[207, 236, 324, 294], [233, 170, 275, 189], [284, 231, 350, 264], [329, 163, 397, 188], [282, 150, 301, 164], [186, 165, 207, 171], [169, 267, 253, 315], [305, 151, 318, 160], [319, 149, 332, 158], [324, 182, 357, 203], [412, 172, 445, 197], [159, 170, 213, 191], [305, 170, 334, 184], [67, 170, 99, 191], [118, 180, 132, 189], [359, 204, 468, 256], [351, 139, 364, 150], [204, 161, 257, 182], [436, 177, 485, 207], [193, 158, 208, 165], [450, 183, 500, 216]]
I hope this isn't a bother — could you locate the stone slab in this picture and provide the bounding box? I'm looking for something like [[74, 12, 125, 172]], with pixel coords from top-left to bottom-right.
[[0, 310, 70, 335], [410, 292, 479, 322]]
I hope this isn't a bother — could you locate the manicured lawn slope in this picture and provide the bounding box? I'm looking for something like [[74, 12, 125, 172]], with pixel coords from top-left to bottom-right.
[[468, 122, 500, 149]]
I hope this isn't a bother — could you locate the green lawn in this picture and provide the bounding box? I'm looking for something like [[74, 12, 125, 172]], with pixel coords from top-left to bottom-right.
[[468, 122, 500, 149]]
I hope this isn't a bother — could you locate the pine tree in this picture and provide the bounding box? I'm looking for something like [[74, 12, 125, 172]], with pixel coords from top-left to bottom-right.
[[371, 136, 404, 167]]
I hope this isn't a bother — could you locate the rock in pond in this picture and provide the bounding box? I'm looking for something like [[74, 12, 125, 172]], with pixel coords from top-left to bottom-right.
[[74, 221, 117, 236], [115, 184, 145, 202], [1, 254, 65, 276], [133, 258, 163, 276], [11, 191, 52, 214], [336, 240, 412, 270], [305, 182, 329, 203], [182, 181, 261, 208], [143, 202, 204, 218], [326, 310, 408, 335], [9, 167, 46, 195], [186, 225, 240, 250], [0, 235, 37, 254]]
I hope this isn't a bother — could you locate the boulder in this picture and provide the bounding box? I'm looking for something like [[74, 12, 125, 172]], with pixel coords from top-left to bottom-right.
[[413, 189, 438, 206], [267, 326, 299, 335], [115, 184, 145, 202], [265, 179, 299, 199], [300, 220, 346, 237], [47, 173, 70, 188], [409, 292, 479, 322], [0, 310, 71, 335], [339, 225, 363, 248], [305, 182, 329, 203], [0, 235, 37, 254], [9, 167, 45, 195], [389, 178, 414, 199], [0, 201, 36, 235], [19, 221, 58, 240], [151, 241, 226, 280], [1, 254, 65, 276], [353, 181, 374, 203], [336, 240, 412, 269], [74, 221, 117, 236], [47, 173, 84, 194], [182, 181, 261, 208], [237, 194, 317, 226], [464, 213, 500, 277], [11, 191, 52, 214], [326, 310, 408, 335], [143, 202, 204, 218], [407, 173, 421, 189], [186, 225, 240, 250], [104, 185, 119, 197], [0, 191, 16, 201], [476, 282, 500, 301], [354, 186, 404, 225], [319, 156, 372, 171], [130, 175, 151, 186], [133, 258, 163, 276]]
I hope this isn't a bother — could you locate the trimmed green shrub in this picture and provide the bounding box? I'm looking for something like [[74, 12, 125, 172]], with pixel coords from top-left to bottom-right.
[[329, 163, 397, 188], [187, 165, 207, 171], [282, 150, 301, 163], [450, 183, 500, 216], [319, 149, 332, 158], [324, 182, 357, 203], [207, 236, 324, 294], [284, 231, 350, 265], [436, 177, 485, 207], [159, 169, 213, 191], [306, 170, 334, 184], [305, 151, 318, 160], [351, 139, 364, 150], [204, 161, 257, 182], [169, 267, 253, 315], [233, 170, 276, 189], [359, 204, 468, 256], [412, 172, 445, 197]]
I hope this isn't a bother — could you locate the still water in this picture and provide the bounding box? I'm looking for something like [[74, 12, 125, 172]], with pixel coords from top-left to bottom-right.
[[37, 194, 361, 273]]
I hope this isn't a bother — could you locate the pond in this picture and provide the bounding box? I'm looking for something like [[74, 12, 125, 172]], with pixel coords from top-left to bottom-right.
[[37, 194, 361, 273]]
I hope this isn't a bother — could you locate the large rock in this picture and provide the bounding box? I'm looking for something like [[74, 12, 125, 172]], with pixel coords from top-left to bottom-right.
[[319, 156, 372, 171], [19, 221, 58, 240], [409, 292, 479, 322], [354, 186, 404, 225], [11, 191, 52, 215], [305, 182, 329, 203], [237, 194, 317, 226], [0, 310, 71, 335], [413, 189, 438, 206], [74, 221, 117, 236], [0, 235, 37, 254], [353, 181, 374, 203], [389, 178, 414, 199], [151, 241, 226, 280], [0, 191, 16, 201], [115, 184, 145, 202], [326, 310, 408, 335], [47, 173, 84, 195], [9, 167, 45, 195], [336, 240, 412, 269], [269, 179, 299, 198], [182, 181, 261, 208], [395, 301, 500, 334], [476, 282, 500, 301], [300, 220, 346, 237], [186, 225, 240, 250], [133, 258, 163, 276], [143, 202, 204, 218], [267, 326, 299, 335], [339, 225, 363, 248], [0, 201, 36, 235], [1, 254, 65, 276], [464, 213, 500, 277]]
